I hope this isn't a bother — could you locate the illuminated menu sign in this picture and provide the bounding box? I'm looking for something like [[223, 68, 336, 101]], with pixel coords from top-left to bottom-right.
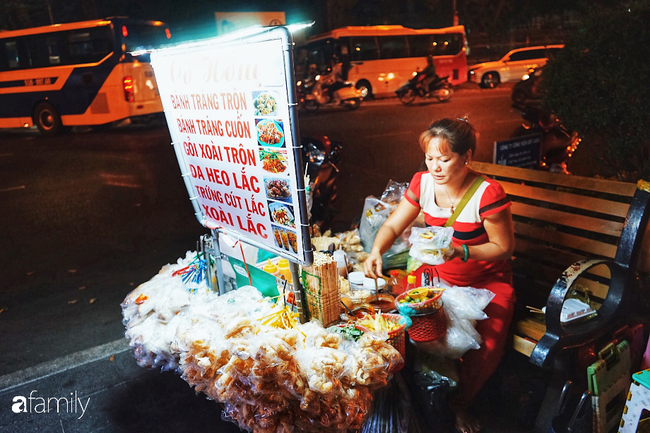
[[151, 27, 311, 264]]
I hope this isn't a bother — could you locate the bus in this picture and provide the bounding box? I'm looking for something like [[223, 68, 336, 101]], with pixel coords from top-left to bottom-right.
[[296, 25, 468, 98], [0, 17, 171, 134]]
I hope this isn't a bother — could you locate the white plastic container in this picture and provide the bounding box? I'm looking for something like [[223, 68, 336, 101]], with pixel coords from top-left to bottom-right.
[[348, 271, 365, 291], [363, 277, 386, 293]]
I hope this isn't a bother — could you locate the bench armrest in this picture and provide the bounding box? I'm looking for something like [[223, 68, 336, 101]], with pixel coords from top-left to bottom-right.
[[530, 258, 628, 369]]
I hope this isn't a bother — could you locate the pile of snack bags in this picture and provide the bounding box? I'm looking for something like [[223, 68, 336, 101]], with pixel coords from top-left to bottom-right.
[[122, 252, 402, 433]]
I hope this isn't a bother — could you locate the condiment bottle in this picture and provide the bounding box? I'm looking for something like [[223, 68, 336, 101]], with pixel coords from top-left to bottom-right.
[[277, 258, 292, 283], [388, 270, 403, 295], [332, 248, 348, 277], [263, 259, 280, 277], [405, 274, 417, 294]]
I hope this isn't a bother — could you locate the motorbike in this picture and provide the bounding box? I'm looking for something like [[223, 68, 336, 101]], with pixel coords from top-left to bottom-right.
[[513, 104, 581, 173], [396, 73, 453, 105], [297, 74, 362, 112], [511, 67, 544, 104], [301, 135, 342, 225]]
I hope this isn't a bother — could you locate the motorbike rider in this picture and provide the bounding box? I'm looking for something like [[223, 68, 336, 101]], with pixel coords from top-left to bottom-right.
[[420, 55, 439, 96], [322, 55, 347, 101]]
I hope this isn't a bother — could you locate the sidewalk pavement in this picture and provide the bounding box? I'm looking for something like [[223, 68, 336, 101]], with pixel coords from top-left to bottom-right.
[[0, 339, 530, 433], [0, 339, 241, 433]]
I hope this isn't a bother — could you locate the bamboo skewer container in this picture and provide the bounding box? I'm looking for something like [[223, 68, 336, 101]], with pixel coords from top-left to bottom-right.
[[302, 252, 341, 327]]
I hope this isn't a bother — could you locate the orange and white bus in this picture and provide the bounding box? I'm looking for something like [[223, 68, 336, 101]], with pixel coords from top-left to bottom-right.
[[296, 25, 468, 98], [0, 17, 171, 134]]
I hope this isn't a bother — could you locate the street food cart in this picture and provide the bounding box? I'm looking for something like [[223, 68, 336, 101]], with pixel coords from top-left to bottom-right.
[[120, 25, 415, 432]]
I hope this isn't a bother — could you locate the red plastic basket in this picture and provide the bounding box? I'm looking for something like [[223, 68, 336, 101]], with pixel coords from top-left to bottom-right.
[[394, 289, 447, 342], [381, 313, 407, 362], [406, 308, 447, 342], [394, 288, 443, 314]]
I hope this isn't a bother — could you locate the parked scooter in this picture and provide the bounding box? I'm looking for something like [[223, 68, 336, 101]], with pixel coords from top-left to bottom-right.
[[396, 73, 453, 105], [302, 135, 342, 225], [513, 104, 581, 173], [298, 74, 362, 112]]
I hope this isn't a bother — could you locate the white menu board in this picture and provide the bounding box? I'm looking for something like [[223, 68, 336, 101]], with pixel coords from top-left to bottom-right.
[[150, 27, 312, 265]]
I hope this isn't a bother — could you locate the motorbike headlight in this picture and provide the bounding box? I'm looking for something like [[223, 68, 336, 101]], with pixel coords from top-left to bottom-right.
[[296, 80, 302, 86], [522, 74, 530, 81], [308, 147, 326, 165], [315, 75, 321, 81]]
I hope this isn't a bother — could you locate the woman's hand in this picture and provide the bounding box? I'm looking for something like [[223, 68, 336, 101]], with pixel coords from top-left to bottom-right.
[[364, 250, 384, 279], [443, 244, 461, 262]]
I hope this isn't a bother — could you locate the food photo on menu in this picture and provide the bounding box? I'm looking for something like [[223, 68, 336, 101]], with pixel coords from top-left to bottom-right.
[[264, 177, 292, 203], [268, 201, 295, 229], [256, 119, 285, 148], [252, 90, 279, 116], [258, 148, 288, 174], [272, 224, 299, 253]]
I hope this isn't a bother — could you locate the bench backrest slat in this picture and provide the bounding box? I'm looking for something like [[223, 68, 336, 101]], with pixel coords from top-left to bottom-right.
[[511, 202, 625, 237], [472, 161, 637, 196], [501, 181, 631, 218], [514, 238, 586, 269], [513, 221, 618, 258]]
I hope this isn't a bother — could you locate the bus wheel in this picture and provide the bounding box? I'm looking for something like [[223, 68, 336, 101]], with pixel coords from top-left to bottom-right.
[[34, 102, 65, 135], [355, 80, 372, 99]]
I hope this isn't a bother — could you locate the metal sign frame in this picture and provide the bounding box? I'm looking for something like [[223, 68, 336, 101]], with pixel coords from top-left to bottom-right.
[[151, 26, 313, 267]]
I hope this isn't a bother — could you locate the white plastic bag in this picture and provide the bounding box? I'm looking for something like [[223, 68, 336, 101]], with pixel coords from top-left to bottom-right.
[[408, 227, 455, 265], [359, 196, 398, 253], [416, 283, 495, 359]]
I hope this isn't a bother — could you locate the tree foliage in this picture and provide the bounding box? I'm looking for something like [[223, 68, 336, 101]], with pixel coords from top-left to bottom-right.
[[541, 2, 650, 181]]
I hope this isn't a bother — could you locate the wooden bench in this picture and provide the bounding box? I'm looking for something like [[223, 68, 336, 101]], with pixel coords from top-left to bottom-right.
[[471, 162, 650, 367], [470, 161, 650, 429]]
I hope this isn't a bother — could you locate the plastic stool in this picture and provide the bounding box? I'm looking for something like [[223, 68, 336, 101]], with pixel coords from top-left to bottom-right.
[[618, 370, 650, 432]]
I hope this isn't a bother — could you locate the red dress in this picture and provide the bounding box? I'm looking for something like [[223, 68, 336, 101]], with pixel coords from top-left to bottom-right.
[[404, 171, 516, 405]]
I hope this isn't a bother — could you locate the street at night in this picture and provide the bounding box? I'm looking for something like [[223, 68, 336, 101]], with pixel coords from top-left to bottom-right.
[[1, 2, 648, 431]]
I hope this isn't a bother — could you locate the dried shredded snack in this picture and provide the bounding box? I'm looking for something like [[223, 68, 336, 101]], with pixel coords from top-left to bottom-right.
[[121, 251, 401, 433]]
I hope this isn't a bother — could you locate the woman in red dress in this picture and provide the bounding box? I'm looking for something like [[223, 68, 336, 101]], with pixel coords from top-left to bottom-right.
[[364, 118, 516, 433]]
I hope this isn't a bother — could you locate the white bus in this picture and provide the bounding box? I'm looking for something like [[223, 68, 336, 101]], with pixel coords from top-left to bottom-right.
[[0, 17, 171, 134], [296, 25, 468, 98]]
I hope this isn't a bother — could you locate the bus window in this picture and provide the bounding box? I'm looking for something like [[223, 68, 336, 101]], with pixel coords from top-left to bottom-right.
[[47, 35, 62, 65], [433, 34, 462, 56], [123, 24, 171, 53], [5, 41, 20, 69], [379, 36, 408, 59], [67, 27, 112, 64], [307, 39, 334, 72], [350, 37, 379, 61], [409, 35, 435, 57]]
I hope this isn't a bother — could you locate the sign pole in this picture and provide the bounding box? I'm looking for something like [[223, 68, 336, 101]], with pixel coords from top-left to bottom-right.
[[289, 261, 308, 323], [211, 229, 226, 295]]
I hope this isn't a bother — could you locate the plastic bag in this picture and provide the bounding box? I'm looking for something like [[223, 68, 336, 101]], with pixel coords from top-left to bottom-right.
[[408, 226, 455, 266], [360, 196, 396, 252], [359, 198, 425, 264], [361, 372, 425, 433], [416, 283, 495, 359], [380, 179, 409, 204]]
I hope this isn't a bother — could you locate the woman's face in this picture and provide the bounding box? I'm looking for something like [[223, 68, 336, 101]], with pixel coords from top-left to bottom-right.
[[425, 137, 468, 185]]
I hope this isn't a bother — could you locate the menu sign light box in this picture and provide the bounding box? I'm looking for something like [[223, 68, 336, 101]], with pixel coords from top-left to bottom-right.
[[151, 26, 313, 265]]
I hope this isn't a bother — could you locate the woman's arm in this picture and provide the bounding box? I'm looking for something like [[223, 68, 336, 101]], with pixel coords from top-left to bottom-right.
[[364, 198, 421, 279], [450, 207, 515, 262]]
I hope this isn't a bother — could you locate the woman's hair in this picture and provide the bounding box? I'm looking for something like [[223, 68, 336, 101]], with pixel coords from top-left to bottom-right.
[[418, 117, 477, 155]]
